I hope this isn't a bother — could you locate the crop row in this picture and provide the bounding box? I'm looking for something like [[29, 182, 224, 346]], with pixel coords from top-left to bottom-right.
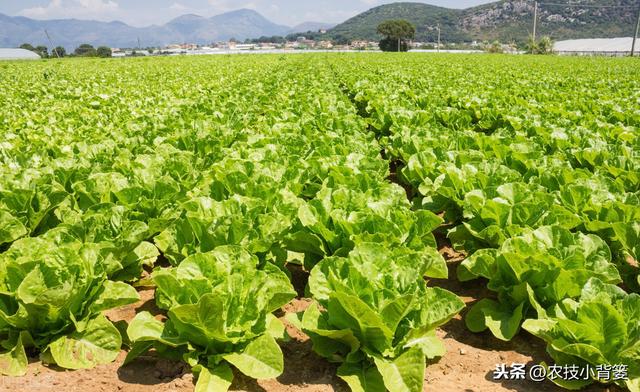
[[0, 54, 638, 392], [332, 54, 639, 391]]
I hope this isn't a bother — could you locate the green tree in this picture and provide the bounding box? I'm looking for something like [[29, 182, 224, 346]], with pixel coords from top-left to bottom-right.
[[486, 40, 503, 54], [526, 36, 554, 55], [52, 46, 66, 58], [332, 34, 350, 46], [19, 43, 49, 58], [537, 36, 554, 55], [35, 45, 49, 58], [19, 43, 35, 51], [96, 46, 112, 58], [75, 44, 97, 57], [525, 37, 538, 54], [376, 19, 415, 52]]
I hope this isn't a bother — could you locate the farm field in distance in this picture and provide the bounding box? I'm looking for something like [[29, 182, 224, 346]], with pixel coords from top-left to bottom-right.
[[0, 53, 638, 392]]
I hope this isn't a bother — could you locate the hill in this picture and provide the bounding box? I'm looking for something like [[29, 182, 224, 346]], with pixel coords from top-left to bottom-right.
[[463, 0, 638, 42], [1, 1, 637, 49], [288, 22, 336, 34], [328, 3, 468, 43], [327, 1, 639, 43], [165, 9, 290, 42], [0, 13, 156, 49]]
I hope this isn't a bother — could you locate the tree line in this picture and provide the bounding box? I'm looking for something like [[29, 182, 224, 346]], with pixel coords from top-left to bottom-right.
[[19, 43, 113, 58], [376, 19, 554, 54], [18, 23, 555, 57]]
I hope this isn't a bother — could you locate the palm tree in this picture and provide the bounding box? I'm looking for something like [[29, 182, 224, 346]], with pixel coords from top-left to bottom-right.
[[537, 36, 554, 54]]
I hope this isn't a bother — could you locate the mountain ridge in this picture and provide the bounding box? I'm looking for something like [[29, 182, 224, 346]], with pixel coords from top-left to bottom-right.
[[1, 1, 637, 49], [0, 8, 307, 49]]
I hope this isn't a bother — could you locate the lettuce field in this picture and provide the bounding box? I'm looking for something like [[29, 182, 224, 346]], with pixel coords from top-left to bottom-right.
[[0, 54, 639, 392]]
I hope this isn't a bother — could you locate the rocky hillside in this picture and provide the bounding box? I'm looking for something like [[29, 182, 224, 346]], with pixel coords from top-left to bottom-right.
[[327, 1, 639, 43], [465, 0, 638, 42]]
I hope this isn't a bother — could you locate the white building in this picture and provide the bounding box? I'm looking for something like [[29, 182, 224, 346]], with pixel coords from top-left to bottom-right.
[[0, 48, 41, 60], [554, 37, 637, 56]]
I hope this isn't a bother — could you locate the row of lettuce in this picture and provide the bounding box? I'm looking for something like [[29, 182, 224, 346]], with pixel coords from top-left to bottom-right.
[[1, 54, 638, 392], [0, 55, 464, 392], [332, 54, 639, 391]]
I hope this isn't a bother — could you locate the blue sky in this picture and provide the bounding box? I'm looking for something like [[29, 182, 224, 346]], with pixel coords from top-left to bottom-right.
[[1, 0, 495, 27]]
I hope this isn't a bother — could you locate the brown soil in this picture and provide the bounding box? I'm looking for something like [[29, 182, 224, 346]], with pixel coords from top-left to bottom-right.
[[1, 250, 620, 392]]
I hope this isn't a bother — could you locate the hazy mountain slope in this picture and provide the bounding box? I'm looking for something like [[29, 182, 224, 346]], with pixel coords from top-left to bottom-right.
[[0, 9, 291, 49], [288, 22, 336, 34], [2, 0, 636, 49]]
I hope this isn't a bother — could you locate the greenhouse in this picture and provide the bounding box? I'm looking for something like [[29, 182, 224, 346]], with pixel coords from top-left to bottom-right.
[[0, 48, 41, 60], [554, 37, 637, 56]]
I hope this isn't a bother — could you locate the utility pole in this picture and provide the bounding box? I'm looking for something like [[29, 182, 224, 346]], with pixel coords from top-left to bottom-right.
[[398, 37, 400, 52], [44, 30, 60, 58], [632, 3, 640, 57], [137, 37, 141, 50], [532, 1, 538, 41], [426, 25, 441, 52]]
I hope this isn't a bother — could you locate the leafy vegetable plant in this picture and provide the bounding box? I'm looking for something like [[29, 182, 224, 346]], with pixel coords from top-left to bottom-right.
[[297, 243, 464, 392], [612, 221, 640, 288], [523, 278, 639, 391], [42, 202, 159, 281], [0, 238, 139, 375], [448, 182, 580, 252], [458, 225, 621, 341], [287, 176, 444, 272], [126, 246, 296, 391]]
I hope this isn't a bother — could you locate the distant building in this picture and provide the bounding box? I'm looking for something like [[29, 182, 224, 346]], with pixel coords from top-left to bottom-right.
[[317, 41, 333, 49], [166, 43, 197, 50], [295, 39, 316, 48], [234, 44, 257, 50], [350, 41, 378, 50], [112, 49, 150, 57], [351, 40, 368, 49], [0, 48, 40, 60]]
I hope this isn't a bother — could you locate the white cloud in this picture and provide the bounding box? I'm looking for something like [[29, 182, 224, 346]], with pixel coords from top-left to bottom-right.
[[11, 0, 495, 28], [20, 0, 120, 21], [169, 2, 187, 11], [206, 1, 275, 15]]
